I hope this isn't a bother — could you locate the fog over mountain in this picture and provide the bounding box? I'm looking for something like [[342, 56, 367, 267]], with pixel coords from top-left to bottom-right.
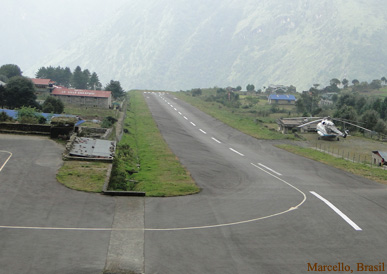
[[23, 0, 387, 91]]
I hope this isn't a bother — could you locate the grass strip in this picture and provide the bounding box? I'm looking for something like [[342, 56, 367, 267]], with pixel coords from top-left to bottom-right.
[[277, 144, 387, 185], [113, 91, 200, 196], [175, 93, 291, 140], [57, 161, 110, 192]]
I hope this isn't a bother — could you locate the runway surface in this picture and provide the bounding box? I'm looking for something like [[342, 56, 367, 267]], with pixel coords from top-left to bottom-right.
[[1, 92, 387, 273], [143, 92, 387, 273]]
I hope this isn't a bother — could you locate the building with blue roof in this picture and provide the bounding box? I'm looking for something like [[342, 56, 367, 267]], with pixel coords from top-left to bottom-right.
[[268, 94, 296, 105]]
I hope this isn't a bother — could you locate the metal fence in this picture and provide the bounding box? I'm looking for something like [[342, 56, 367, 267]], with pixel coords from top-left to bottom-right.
[[313, 142, 375, 166]]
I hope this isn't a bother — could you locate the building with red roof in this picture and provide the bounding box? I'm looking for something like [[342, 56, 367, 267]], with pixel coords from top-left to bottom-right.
[[51, 86, 112, 108], [30, 78, 56, 96]]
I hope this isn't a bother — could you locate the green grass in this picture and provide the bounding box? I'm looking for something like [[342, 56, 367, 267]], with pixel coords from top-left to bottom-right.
[[64, 106, 118, 119], [277, 144, 387, 185], [113, 91, 200, 196], [57, 161, 110, 192], [175, 92, 294, 140]]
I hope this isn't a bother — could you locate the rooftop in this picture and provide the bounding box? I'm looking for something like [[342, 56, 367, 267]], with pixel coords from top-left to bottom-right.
[[31, 78, 55, 86], [70, 137, 116, 158], [268, 94, 296, 100]]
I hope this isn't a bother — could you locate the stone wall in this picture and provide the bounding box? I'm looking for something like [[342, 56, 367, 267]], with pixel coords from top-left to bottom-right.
[[0, 122, 51, 135]]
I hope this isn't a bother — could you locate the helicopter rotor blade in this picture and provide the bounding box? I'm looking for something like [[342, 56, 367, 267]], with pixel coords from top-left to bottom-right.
[[332, 118, 373, 133], [297, 118, 323, 128]]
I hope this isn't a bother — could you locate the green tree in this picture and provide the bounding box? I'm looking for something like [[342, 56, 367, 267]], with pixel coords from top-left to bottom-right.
[[0, 64, 22, 79], [5, 76, 38, 109], [372, 98, 382, 114], [370, 79, 382, 90], [246, 84, 255, 92], [374, 119, 387, 134], [42, 97, 64, 113], [361, 109, 380, 130], [71, 66, 88, 89], [330, 78, 341, 87], [83, 69, 91, 89], [0, 85, 5, 108], [337, 93, 357, 109], [191, 88, 202, 97], [296, 91, 320, 115], [342, 78, 349, 88], [355, 96, 367, 114], [381, 76, 386, 85], [105, 80, 124, 98], [288, 85, 297, 93], [236, 86, 242, 91], [352, 79, 360, 86], [89, 72, 102, 90], [332, 94, 339, 104], [62, 67, 72, 87], [334, 105, 358, 122], [381, 97, 387, 120]]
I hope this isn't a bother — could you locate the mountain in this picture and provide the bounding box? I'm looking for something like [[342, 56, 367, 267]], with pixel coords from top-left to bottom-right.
[[26, 0, 387, 91]]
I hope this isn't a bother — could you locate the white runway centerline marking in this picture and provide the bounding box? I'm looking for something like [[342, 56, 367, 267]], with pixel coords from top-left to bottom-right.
[[190, 122, 196, 126], [229, 148, 244, 156], [183, 116, 188, 120], [178, 112, 182, 115], [310, 191, 362, 231], [211, 137, 221, 143], [258, 163, 282, 176], [199, 129, 207, 134]]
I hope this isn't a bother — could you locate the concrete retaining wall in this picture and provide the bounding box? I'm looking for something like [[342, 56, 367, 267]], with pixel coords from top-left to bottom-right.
[[0, 122, 51, 135]]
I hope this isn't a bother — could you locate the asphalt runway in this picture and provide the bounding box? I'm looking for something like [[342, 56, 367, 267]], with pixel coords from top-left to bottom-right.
[[144, 92, 387, 273], [1, 93, 387, 273]]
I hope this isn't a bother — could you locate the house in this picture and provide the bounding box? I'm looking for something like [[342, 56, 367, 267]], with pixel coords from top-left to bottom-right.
[[372, 151, 387, 166], [277, 117, 317, 134], [51, 86, 112, 108], [268, 94, 296, 105], [30, 78, 55, 96], [0, 80, 6, 86]]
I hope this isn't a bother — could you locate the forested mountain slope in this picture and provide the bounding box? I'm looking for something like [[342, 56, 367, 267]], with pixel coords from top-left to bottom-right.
[[28, 0, 387, 91]]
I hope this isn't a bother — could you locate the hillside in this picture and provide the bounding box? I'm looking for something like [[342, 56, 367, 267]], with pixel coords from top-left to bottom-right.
[[26, 0, 387, 91]]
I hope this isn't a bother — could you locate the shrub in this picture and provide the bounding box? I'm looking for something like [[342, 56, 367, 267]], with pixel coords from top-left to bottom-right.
[[0, 111, 12, 122], [17, 106, 45, 124], [101, 116, 118, 128]]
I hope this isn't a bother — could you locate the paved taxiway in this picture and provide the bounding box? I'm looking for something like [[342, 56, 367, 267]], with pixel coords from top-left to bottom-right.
[[0, 135, 145, 274], [143, 92, 387, 273]]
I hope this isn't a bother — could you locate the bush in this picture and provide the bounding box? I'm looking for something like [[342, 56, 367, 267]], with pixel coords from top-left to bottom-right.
[[101, 116, 118, 128], [17, 106, 45, 124], [42, 97, 64, 113], [0, 111, 12, 122]]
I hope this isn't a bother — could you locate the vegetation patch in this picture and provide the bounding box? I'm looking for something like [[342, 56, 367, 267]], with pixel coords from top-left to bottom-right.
[[64, 106, 118, 119], [109, 91, 200, 196], [57, 161, 111, 192], [277, 144, 387, 185], [175, 90, 292, 140]]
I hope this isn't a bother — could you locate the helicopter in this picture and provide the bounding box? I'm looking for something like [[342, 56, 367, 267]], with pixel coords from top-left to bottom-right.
[[297, 117, 350, 141]]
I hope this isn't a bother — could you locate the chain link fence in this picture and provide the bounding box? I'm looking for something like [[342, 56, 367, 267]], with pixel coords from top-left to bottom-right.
[[313, 142, 381, 167]]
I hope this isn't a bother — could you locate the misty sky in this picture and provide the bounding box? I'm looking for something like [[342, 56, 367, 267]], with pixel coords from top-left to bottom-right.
[[0, 0, 128, 74]]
